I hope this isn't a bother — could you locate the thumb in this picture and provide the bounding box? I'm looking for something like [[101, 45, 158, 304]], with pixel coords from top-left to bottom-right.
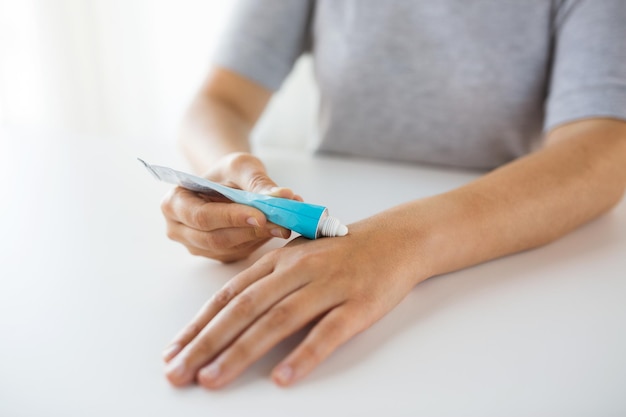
[[246, 173, 296, 199], [229, 153, 296, 199]]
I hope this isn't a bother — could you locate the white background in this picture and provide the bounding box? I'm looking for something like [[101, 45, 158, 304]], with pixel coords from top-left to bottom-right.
[[0, 0, 318, 149], [1, 129, 625, 416]]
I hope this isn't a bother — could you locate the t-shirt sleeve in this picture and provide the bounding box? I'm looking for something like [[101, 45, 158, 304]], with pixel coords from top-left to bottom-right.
[[211, 0, 313, 91], [544, 0, 626, 131]]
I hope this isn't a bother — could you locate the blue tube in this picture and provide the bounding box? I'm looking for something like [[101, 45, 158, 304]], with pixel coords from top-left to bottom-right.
[[139, 159, 347, 239], [242, 194, 327, 239]]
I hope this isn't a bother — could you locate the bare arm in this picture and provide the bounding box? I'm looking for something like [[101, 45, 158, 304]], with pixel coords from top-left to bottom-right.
[[163, 118, 626, 389], [412, 118, 626, 279], [160, 67, 302, 263], [178, 67, 271, 171]]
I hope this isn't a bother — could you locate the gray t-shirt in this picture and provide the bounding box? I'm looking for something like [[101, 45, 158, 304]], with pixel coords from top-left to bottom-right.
[[213, 0, 626, 169]]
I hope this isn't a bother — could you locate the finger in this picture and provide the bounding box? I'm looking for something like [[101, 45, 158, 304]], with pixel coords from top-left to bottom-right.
[[162, 256, 277, 362], [196, 283, 343, 389], [183, 240, 268, 263], [222, 154, 301, 199], [164, 259, 311, 386], [163, 188, 266, 231], [271, 303, 369, 387], [261, 186, 296, 200], [165, 272, 308, 386], [165, 220, 288, 252], [165, 221, 290, 259], [226, 156, 282, 195]]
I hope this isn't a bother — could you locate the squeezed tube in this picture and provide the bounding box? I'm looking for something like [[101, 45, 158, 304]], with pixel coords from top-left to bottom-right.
[[139, 159, 348, 239]]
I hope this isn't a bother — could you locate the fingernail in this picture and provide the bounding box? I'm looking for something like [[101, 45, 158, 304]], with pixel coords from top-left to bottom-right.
[[270, 228, 286, 238], [273, 364, 293, 386], [247, 217, 261, 227], [199, 362, 221, 381], [262, 186, 283, 196], [162, 343, 181, 361], [165, 356, 187, 380]]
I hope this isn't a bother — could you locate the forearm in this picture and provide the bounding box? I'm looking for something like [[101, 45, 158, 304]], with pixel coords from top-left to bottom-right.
[[178, 68, 272, 174], [382, 119, 626, 283], [179, 94, 252, 173]]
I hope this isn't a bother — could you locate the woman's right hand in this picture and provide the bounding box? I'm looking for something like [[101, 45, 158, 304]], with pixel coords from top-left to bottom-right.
[[160, 152, 301, 263]]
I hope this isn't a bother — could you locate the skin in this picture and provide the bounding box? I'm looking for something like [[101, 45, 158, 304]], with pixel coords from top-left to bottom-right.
[[161, 67, 626, 389]]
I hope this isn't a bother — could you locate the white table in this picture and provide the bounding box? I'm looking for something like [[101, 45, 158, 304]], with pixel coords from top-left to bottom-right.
[[1, 129, 625, 416]]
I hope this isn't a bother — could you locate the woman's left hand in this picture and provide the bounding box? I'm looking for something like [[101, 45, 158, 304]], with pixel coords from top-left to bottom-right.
[[161, 213, 430, 388]]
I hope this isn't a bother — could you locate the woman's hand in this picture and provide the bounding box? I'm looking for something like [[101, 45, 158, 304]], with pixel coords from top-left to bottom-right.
[[161, 213, 430, 388], [160, 118, 626, 389], [160, 152, 302, 263]]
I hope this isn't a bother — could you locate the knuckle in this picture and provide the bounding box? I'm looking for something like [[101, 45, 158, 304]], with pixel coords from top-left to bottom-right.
[[359, 292, 384, 311], [322, 316, 350, 340], [247, 173, 272, 193], [267, 305, 292, 328], [230, 293, 255, 318], [165, 225, 177, 241], [299, 252, 319, 268], [250, 247, 280, 271], [226, 208, 244, 228], [187, 246, 204, 257], [190, 206, 211, 229], [226, 154, 243, 171], [228, 342, 251, 362], [261, 248, 281, 264], [180, 322, 202, 341], [191, 336, 216, 359], [212, 286, 234, 308], [228, 152, 257, 171], [284, 249, 323, 271], [205, 232, 229, 250], [160, 192, 175, 217], [298, 343, 321, 364]]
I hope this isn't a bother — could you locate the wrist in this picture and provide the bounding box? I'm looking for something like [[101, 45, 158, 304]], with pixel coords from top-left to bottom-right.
[[405, 190, 502, 280], [350, 205, 442, 288], [357, 192, 484, 286]]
